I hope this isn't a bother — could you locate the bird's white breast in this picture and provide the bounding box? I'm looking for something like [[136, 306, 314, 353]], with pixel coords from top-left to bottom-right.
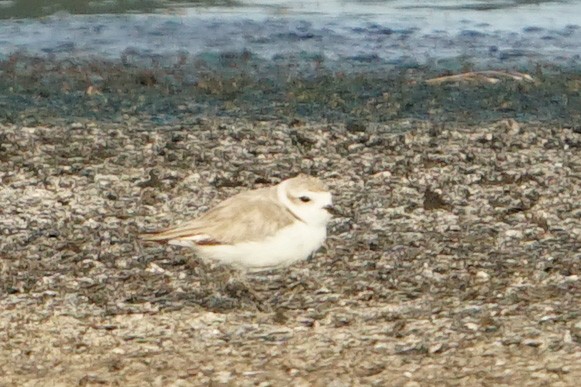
[[188, 221, 327, 271]]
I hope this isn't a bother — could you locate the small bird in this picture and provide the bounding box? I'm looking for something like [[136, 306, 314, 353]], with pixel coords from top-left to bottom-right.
[[140, 175, 336, 272]]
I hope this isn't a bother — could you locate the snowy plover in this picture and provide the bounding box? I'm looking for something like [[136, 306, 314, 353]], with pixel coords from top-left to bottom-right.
[[141, 175, 336, 271]]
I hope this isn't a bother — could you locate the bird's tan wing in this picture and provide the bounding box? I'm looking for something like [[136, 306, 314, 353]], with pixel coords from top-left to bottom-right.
[[140, 188, 297, 245]]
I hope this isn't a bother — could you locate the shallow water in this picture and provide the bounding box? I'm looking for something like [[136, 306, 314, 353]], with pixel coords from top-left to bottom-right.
[[0, 0, 580, 70]]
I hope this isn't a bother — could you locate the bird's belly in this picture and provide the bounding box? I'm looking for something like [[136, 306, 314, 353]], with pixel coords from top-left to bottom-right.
[[196, 222, 327, 271]]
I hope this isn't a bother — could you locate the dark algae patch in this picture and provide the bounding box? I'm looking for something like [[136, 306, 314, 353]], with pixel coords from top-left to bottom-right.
[[1, 54, 580, 126]]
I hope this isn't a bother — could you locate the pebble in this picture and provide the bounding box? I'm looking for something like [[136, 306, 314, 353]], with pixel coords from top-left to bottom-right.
[[476, 271, 490, 282]]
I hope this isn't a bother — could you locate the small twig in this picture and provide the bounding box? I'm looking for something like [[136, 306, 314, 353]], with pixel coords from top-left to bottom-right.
[[426, 70, 535, 85]]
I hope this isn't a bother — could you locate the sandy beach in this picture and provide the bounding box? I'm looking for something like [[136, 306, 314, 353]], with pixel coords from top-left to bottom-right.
[[1, 99, 579, 385]]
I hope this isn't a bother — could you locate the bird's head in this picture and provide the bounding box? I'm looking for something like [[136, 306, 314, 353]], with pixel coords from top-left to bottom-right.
[[278, 175, 336, 227]]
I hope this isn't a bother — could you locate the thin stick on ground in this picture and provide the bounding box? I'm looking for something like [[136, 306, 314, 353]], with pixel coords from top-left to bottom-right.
[[426, 70, 535, 85]]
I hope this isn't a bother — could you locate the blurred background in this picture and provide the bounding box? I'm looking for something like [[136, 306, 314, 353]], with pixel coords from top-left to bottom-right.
[[1, 0, 580, 68]]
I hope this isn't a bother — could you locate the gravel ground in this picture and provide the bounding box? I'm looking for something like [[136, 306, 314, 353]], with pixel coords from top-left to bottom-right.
[[0, 115, 579, 385]]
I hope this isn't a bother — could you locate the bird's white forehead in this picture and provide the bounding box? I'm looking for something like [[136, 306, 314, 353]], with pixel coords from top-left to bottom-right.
[[309, 191, 333, 204]]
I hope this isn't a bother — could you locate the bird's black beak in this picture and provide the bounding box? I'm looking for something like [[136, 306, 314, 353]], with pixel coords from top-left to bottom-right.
[[323, 204, 341, 216]]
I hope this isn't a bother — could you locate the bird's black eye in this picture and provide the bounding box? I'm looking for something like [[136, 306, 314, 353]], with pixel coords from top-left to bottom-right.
[[299, 196, 311, 203]]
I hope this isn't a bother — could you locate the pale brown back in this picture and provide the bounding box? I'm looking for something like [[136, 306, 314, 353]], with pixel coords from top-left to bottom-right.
[[141, 186, 296, 245]]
